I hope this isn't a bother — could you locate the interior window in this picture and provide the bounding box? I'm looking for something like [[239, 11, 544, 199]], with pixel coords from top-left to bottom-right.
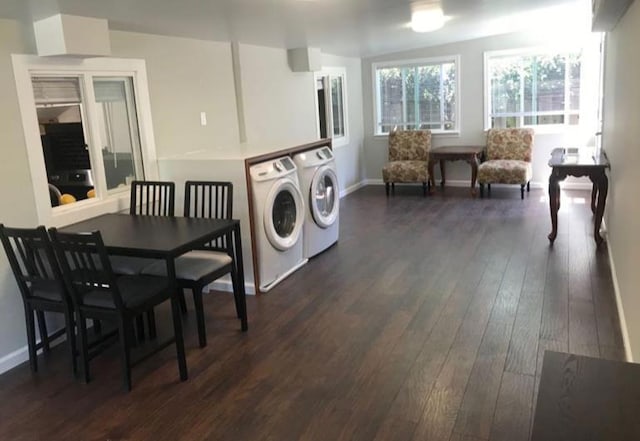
[[33, 77, 93, 207], [31, 74, 146, 208], [315, 68, 348, 146]]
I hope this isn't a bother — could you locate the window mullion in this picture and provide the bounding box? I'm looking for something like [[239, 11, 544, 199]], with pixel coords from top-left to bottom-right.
[[564, 55, 570, 126], [82, 74, 108, 198], [519, 60, 525, 127], [401, 68, 407, 129], [414, 67, 420, 129], [439, 64, 445, 131]]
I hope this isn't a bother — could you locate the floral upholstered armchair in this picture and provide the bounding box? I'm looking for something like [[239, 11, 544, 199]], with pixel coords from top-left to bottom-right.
[[478, 128, 534, 199], [382, 129, 432, 196]]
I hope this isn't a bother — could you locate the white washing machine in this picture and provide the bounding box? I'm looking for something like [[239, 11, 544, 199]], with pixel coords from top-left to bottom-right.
[[293, 147, 339, 259], [250, 156, 307, 292]]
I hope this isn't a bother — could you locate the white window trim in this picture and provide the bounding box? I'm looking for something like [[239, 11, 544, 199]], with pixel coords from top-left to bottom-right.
[[314, 66, 349, 148], [12, 55, 159, 227], [371, 54, 462, 137], [483, 45, 585, 132]]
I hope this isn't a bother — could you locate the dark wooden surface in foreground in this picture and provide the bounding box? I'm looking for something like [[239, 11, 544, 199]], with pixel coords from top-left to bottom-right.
[[0, 185, 624, 440], [532, 351, 640, 441]]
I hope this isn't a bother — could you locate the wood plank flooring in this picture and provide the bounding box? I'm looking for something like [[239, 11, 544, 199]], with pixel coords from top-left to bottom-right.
[[0, 185, 625, 440]]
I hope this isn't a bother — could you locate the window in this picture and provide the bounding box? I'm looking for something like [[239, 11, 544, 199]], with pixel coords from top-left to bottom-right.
[[485, 49, 582, 129], [315, 67, 348, 146], [12, 55, 158, 226], [373, 56, 460, 135]]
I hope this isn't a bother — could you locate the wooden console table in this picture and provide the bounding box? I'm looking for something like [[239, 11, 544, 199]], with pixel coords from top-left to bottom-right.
[[428, 145, 484, 196], [531, 351, 640, 441], [547, 148, 610, 247]]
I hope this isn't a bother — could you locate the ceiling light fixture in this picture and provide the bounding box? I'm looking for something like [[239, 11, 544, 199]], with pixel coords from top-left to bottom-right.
[[411, 2, 446, 33]]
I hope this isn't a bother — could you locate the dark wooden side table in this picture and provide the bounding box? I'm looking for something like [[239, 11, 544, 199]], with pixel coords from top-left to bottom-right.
[[547, 148, 610, 247], [428, 145, 485, 196], [531, 351, 640, 441]]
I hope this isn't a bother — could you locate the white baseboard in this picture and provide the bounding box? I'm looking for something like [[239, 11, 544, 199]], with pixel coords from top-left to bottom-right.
[[340, 181, 365, 198], [204, 277, 256, 295], [604, 227, 633, 362], [0, 327, 66, 375], [362, 179, 592, 191]]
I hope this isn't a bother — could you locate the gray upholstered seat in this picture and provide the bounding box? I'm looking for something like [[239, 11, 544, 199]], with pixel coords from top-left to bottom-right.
[[141, 250, 232, 281]]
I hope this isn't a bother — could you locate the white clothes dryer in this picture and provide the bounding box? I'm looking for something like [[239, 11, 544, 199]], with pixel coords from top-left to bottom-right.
[[250, 156, 307, 292], [293, 147, 339, 259]]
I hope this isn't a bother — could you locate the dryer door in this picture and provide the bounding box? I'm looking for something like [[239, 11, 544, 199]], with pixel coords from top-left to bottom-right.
[[264, 177, 305, 251], [310, 165, 339, 228]]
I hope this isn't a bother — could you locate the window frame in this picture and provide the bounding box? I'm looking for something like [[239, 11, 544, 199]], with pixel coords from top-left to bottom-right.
[[483, 46, 584, 132], [314, 67, 349, 148], [12, 55, 159, 227], [371, 55, 461, 137]]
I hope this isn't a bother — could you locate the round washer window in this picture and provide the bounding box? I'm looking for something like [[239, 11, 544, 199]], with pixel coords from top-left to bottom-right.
[[314, 174, 336, 218], [272, 190, 297, 238]]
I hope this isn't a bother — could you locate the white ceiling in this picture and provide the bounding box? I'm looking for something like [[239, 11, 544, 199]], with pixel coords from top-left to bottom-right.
[[0, 0, 592, 58]]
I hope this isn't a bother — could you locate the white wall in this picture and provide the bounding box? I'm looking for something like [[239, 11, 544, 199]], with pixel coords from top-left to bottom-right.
[[110, 31, 240, 157], [0, 18, 40, 369], [601, 0, 640, 360], [237, 43, 317, 147], [361, 31, 599, 187]]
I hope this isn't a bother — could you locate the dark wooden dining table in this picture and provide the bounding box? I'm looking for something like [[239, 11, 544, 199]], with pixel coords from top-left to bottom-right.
[[59, 213, 249, 380]]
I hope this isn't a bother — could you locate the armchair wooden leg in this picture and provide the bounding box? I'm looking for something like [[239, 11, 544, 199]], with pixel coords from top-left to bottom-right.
[[385, 183, 390, 197], [520, 184, 525, 199], [479, 183, 485, 198], [527, 181, 530, 192], [391, 183, 395, 195], [487, 183, 492, 195], [422, 182, 427, 197]]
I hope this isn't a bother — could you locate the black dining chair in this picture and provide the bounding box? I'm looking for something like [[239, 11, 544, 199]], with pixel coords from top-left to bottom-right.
[[49, 228, 187, 391], [109, 180, 177, 277], [142, 181, 242, 347], [0, 224, 77, 376]]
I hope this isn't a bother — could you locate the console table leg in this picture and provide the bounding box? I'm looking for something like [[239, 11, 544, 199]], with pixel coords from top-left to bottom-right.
[[439, 159, 446, 188], [427, 159, 436, 194], [590, 183, 598, 214], [593, 173, 608, 247], [548, 174, 560, 243]]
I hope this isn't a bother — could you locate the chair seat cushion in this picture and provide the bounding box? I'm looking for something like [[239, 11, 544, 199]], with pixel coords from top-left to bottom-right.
[[382, 160, 429, 183], [478, 160, 532, 185], [141, 250, 232, 281], [109, 256, 157, 276], [83, 275, 170, 309], [31, 281, 65, 302]]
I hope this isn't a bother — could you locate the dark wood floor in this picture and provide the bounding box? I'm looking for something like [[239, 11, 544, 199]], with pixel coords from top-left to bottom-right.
[[0, 185, 625, 440]]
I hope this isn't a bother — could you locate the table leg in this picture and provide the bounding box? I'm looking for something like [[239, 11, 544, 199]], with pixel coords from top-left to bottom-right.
[[592, 172, 608, 247], [590, 183, 598, 214], [167, 257, 188, 381], [427, 159, 436, 194], [469, 155, 479, 197], [548, 173, 561, 243], [233, 224, 248, 332], [439, 159, 446, 188]]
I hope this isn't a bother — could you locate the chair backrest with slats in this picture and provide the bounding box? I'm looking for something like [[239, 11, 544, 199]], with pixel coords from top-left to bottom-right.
[[49, 229, 124, 310], [0, 224, 66, 303], [184, 181, 233, 251], [130, 180, 175, 216]]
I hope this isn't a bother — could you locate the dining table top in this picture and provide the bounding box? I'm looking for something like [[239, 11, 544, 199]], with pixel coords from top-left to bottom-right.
[[59, 213, 238, 258]]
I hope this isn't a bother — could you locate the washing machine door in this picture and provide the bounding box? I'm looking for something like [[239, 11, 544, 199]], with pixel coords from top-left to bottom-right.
[[264, 178, 304, 251], [310, 165, 339, 228]]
